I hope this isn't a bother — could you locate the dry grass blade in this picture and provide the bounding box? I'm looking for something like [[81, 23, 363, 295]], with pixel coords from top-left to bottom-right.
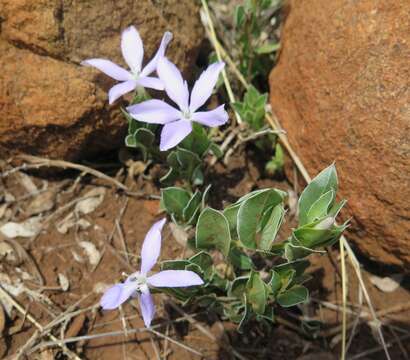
[[200, 2, 391, 359], [148, 328, 203, 357], [14, 154, 129, 192], [349, 333, 410, 360], [200, 0, 242, 126], [340, 238, 347, 359], [0, 284, 81, 360]]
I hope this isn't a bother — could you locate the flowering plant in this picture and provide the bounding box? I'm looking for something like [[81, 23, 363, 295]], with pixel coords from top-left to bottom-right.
[[83, 25, 348, 330], [101, 219, 203, 327], [82, 26, 172, 104]]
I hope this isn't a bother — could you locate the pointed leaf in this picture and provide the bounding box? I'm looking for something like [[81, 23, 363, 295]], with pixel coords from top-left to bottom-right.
[[260, 204, 285, 250], [183, 190, 202, 224], [238, 189, 285, 249], [306, 190, 334, 224], [298, 164, 338, 226]]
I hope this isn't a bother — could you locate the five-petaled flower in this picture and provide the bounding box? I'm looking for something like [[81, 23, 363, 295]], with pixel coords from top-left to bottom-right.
[[81, 26, 172, 104], [100, 218, 204, 327], [126, 57, 229, 151]]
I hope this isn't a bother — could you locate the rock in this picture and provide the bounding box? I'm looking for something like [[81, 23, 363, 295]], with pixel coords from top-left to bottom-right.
[[0, 0, 203, 161], [269, 1, 410, 267]]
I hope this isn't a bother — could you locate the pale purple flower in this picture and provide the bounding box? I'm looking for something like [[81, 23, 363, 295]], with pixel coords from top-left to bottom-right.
[[126, 57, 229, 151], [81, 26, 173, 104], [100, 218, 203, 327]]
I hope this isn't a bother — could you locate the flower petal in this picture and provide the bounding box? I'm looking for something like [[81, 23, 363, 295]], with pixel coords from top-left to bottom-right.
[[192, 105, 229, 127], [189, 61, 225, 112], [121, 26, 144, 73], [140, 218, 167, 274], [137, 76, 164, 91], [160, 120, 192, 151], [141, 31, 173, 77], [139, 291, 155, 327], [100, 283, 135, 310], [157, 57, 189, 111], [147, 270, 204, 288], [127, 100, 180, 124], [108, 80, 137, 104], [81, 59, 132, 81]]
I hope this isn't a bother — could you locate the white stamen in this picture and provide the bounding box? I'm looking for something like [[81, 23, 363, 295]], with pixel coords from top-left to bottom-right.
[[127, 271, 148, 292]]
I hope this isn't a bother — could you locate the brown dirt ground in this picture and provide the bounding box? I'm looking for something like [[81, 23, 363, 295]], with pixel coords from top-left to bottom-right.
[[0, 147, 409, 360]]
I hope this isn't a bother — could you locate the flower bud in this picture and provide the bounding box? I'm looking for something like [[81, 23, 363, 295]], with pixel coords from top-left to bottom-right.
[[314, 216, 335, 230]]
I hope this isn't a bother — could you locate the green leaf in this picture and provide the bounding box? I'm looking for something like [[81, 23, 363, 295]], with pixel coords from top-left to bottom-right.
[[238, 300, 251, 331], [134, 128, 155, 148], [293, 225, 334, 248], [161, 260, 191, 271], [185, 263, 203, 275], [125, 134, 137, 148], [306, 190, 334, 223], [192, 165, 204, 186], [256, 306, 275, 323], [180, 123, 210, 157], [209, 142, 223, 158], [274, 259, 310, 278], [277, 285, 309, 307], [223, 203, 241, 234], [123, 108, 138, 135], [196, 208, 231, 256], [278, 269, 296, 291], [166, 151, 180, 168], [260, 204, 285, 250], [265, 143, 284, 176], [189, 251, 213, 274], [260, 0, 274, 10], [237, 189, 285, 249], [161, 187, 191, 220], [176, 147, 201, 169], [246, 271, 267, 315], [232, 86, 268, 130], [284, 235, 325, 261], [229, 247, 253, 270], [183, 190, 202, 224], [210, 271, 229, 291], [298, 164, 338, 226], [201, 184, 212, 209], [224, 303, 246, 323], [255, 42, 280, 54], [269, 270, 282, 296], [328, 199, 347, 218], [228, 276, 249, 300], [234, 5, 246, 27], [160, 167, 179, 184]]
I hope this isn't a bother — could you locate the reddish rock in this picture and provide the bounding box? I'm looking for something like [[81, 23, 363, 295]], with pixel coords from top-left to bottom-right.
[[0, 0, 203, 160], [269, 1, 410, 267]]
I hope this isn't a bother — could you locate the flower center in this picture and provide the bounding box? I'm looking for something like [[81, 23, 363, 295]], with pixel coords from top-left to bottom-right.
[[127, 271, 148, 293], [131, 71, 140, 81], [182, 111, 192, 121]]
